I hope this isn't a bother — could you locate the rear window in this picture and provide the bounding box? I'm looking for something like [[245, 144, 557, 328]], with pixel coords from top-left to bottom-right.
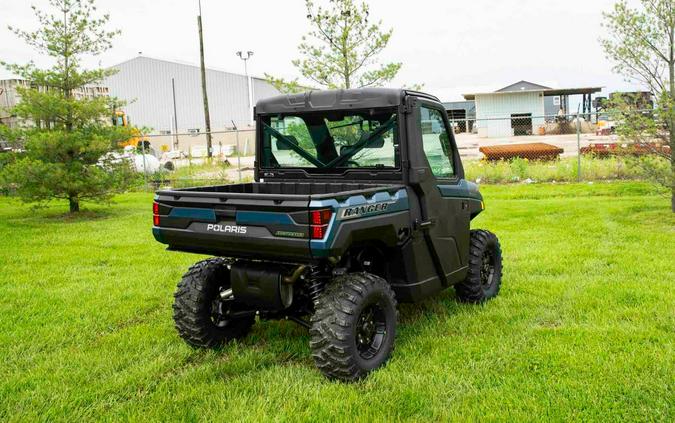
[[260, 109, 399, 171]]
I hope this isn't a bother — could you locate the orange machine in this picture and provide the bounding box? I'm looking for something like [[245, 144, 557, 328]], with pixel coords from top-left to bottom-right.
[[113, 111, 147, 148]]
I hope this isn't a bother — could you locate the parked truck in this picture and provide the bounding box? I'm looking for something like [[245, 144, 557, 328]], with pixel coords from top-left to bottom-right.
[[152, 88, 503, 381]]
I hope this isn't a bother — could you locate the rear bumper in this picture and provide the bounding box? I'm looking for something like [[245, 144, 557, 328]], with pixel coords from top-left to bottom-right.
[[153, 226, 311, 262]]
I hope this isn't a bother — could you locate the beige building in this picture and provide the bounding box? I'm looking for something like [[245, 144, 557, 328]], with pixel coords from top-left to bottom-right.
[[0, 79, 109, 128]]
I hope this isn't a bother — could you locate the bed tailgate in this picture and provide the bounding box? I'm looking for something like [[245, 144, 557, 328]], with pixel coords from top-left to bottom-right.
[[152, 189, 312, 261]]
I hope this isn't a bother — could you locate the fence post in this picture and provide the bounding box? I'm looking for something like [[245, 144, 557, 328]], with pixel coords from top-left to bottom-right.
[[236, 130, 242, 182], [576, 109, 582, 182], [141, 132, 149, 189], [230, 121, 242, 183]]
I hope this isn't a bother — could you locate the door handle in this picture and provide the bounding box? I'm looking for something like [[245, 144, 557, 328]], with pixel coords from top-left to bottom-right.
[[415, 219, 435, 230]]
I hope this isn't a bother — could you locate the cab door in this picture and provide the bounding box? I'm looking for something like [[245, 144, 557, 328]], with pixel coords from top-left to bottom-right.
[[406, 100, 470, 285]]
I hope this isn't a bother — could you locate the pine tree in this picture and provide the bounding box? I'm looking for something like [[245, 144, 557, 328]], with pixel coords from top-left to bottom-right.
[[1, 0, 135, 212]]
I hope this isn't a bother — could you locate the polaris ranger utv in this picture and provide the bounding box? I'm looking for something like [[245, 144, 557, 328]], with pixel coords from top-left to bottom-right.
[[152, 88, 503, 381]]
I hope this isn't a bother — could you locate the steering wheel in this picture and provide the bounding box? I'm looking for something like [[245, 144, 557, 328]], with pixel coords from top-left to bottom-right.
[[346, 160, 360, 167]]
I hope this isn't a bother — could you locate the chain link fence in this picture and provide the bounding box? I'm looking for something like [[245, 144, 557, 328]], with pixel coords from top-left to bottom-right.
[[124, 111, 668, 188], [126, 128, 257, 188], [451, 110, 669, 184]]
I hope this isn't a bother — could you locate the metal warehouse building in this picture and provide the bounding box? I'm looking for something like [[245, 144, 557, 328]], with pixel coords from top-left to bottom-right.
[[461, 81, 602, 138], [103, 56, 280, 134]]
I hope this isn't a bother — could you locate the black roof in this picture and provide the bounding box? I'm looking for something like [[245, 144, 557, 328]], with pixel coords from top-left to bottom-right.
[[255, 88, 440, 114]]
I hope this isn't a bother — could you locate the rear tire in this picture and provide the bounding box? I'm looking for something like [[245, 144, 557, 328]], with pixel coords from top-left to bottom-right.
[[455, 230, 503, 303], [173, 258, 254, 348], [310, 272, 397, 382]]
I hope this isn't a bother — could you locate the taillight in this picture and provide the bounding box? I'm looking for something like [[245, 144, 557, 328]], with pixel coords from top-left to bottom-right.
[[311, 225, 326, 239], [310, 209, 332, 225], [153, 202, 160, 226], [309, 209, 332, 239]]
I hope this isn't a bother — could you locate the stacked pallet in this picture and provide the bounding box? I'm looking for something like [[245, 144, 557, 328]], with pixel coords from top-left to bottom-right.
[[580, 142, 671, 157], [479, 143, 564, 161]]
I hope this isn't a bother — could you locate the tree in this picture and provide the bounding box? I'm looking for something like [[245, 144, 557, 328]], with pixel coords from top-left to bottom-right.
[[601, 0, 675, 212], [1, 0, 135, 213], [266, 0, 409, 92]]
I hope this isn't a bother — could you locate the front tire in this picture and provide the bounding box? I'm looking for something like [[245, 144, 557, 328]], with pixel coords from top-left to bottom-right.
[[173, 258, 254, 348], [310, 272, 398, 382], [455, 230, 503, 303]]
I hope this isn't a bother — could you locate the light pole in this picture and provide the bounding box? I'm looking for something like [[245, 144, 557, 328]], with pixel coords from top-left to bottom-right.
[[236, 50, 254, 126]]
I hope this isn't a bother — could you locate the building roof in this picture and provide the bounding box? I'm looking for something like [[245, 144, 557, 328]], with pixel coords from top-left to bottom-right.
[[496, 80, 552, 92], [109, 55, 269, 82], [542, 87, 604, 96], [463, 81, 603, 100]]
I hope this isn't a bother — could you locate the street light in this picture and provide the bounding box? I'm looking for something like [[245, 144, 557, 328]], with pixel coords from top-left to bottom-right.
[[236, 50, 254, 125]]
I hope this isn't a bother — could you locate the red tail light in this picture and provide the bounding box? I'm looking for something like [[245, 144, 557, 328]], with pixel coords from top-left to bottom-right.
[[309, 209, 332, 239], [153, 202, 160, 226], [311, 225, 326, 239], [310, 209, 332, 225]]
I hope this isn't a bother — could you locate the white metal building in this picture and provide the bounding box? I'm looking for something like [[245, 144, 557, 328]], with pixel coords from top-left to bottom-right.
[[463, 81, 602, 138], [103, 56, 280, 134]]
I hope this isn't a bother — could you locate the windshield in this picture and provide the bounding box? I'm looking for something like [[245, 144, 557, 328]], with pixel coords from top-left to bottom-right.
[[260, 109, 399, 170]]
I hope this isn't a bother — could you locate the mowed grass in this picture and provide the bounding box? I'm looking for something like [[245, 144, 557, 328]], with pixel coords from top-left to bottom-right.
[[0, 182, 673, 421]]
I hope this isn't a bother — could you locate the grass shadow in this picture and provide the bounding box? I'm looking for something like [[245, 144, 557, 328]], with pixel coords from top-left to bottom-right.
[[0, 192, 150, 223], [167, 320, 313, 382], [43, 209, 116, 223], [189, 289, 472, 381], [398, 288, 462, 324], [0, 200, 118, 223]]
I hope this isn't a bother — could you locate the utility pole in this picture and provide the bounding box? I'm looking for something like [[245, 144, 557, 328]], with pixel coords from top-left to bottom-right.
[[236, 50, 254, 125], [198, 0, 213, 158], [171, 78, 179, 151]]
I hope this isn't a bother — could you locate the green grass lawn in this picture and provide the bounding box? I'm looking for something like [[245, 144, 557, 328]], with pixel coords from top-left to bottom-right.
[[1, 182, 673, 421]]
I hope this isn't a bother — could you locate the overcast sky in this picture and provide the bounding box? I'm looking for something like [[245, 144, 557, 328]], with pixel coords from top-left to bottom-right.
[[0, 0, 639, 101]]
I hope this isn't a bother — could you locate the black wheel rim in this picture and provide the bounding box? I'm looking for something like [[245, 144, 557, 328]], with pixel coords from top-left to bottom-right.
[[210, 288, 233, 328], [355, 303, 387, 360], [480, 249, 495, 290]]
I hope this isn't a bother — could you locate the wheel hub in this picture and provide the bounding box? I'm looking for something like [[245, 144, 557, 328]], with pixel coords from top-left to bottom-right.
[[355, 303, 387, 360], [211, 287, 234, 328], [480, 250, 495, 289]]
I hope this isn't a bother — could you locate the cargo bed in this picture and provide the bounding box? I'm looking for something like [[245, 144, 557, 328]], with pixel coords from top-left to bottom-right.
[[153, 182, 404, 262]]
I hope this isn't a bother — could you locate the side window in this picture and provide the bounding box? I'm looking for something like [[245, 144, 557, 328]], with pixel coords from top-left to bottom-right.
[[419, 106, 454, 178]]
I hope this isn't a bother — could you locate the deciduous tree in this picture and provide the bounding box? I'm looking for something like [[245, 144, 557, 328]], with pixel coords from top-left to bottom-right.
[[266, 0, 412, 92], [601, 0, 675, 212]]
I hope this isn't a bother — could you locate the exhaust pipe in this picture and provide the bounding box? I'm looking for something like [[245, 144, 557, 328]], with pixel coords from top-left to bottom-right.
[[219, 288, 233, 300], [282, 265, 306, 285]]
